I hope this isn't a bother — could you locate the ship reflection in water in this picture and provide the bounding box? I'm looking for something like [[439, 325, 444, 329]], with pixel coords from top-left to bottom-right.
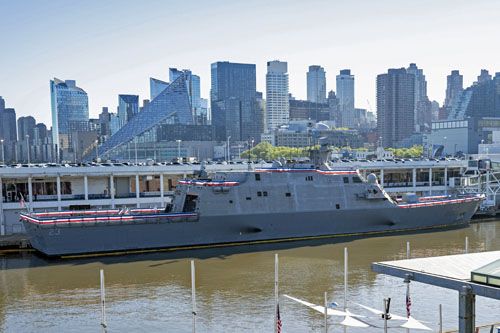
[[1, 221, 500, 332]]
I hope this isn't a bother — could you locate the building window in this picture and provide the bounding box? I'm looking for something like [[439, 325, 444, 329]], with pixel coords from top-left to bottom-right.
[[343, 177, 349, 183], [255, 174, 261, 181], [285, 192, 291, 197], [257, 191, 262, 197], [336, 204, 340, 209]]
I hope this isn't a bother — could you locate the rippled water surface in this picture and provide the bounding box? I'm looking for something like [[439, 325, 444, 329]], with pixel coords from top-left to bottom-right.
[[1, 221, 500, 332]]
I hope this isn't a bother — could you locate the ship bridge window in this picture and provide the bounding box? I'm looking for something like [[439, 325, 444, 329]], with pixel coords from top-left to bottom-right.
[[246, 197, 252, 200], [343, 177, 349, 183], [352, 176, 362, 183], [263, 191, 268, 197], [255, 174, 261, 181], [257, 191, 262, 197], [306, 176, 314, 181], [285, 192, 291, 197], [182, 194, 198, 212]]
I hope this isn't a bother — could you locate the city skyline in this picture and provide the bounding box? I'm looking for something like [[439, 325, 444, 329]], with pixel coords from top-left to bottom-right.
[[1, 0, 499, 126]]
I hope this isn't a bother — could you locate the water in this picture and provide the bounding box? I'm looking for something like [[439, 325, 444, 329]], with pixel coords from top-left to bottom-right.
[[1, 221, 500, 332]]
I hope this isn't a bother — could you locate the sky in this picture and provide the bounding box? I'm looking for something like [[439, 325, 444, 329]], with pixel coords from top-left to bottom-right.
[[0, 0, 499, 126]]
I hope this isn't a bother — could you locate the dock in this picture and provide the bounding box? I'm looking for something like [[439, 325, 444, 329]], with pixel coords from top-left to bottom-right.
[[0, 234, 31, 252]]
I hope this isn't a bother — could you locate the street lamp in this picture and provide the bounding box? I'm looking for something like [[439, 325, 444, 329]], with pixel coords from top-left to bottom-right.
[[226, 136, 231, 162], [176, 139, 182, 161], [95, 139, 99, 162], [0, 139, 4, 165], [25, 134, 30, 165]]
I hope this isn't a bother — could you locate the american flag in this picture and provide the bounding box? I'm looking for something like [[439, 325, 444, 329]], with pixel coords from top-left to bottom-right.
[[406, 289, 412, 318], [276, 303, 282, 333]]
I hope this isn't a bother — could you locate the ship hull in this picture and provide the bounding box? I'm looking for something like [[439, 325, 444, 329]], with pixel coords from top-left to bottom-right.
[[22, 200, 480, 257]]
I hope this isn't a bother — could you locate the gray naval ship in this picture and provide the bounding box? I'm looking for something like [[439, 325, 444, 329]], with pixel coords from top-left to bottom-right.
[[20, 147, 483, 257]]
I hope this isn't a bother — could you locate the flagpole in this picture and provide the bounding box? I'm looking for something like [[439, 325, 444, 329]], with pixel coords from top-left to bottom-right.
[[344, 247, 348, 333], [438, 304, 442, 333], [100, 269, 107, 332], [405, 273, 411, 333], [324, 291, 328, 333], [274, 253, 279, 333], [191, 260, 196, 333], [383, 298, 388, 333]]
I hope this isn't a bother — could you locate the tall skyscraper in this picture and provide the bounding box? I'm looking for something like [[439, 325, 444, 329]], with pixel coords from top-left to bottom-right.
[[406, 63, 430, 132], [17, 116, 36, 143], [117, 94, 139, 128], [266, 60, 289, 131], [444, 70, 463, 108], [17, 116, 36, 162], [336, 69, 355, 128], [150, 78, 169, 100], [0, 100, 17, 163], [211, 61, 261, 141], [377, 68, 415, 147], [307, 65, 327, 104], [50, 78, 89, 159], [327, 90, 340, 125], [170, 68, 202, 124], [98, 107, 111, 137]]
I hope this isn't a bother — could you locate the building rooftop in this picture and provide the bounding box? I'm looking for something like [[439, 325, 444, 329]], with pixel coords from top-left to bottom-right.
[[372, 251, 500, 299]]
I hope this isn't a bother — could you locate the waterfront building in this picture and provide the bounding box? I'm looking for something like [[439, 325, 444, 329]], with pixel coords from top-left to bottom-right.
[[96, 75, 193, 159], [50, 78, 89, 161], [117, 94, 139, 128], [211, 61, 261, 141], [307, 65, 327, 104], [150, 77, 169, 100], [266, 60, 289, 131], [377, 68, 415, 147], [336, 69, 356, 128]]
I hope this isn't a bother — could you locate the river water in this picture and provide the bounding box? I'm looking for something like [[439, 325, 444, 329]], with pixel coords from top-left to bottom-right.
[[1, 221, 500, 332]]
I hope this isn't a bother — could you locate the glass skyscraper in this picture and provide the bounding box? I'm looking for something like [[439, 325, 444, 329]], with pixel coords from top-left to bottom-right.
[[211, 61, 262, 142], [117, 94, 139, 128], [50, 78, 89, 157], [150, 77, 169, 100], [336, 69, 355, 128], [307, 65, 327, 104], [170, 68, 202, 124], [97, 74, 193, 159]]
